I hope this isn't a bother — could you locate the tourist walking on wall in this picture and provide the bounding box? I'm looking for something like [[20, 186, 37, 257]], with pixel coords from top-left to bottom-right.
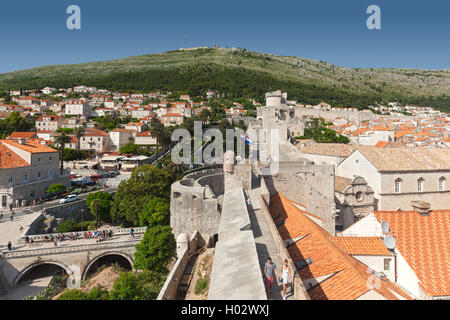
[[129, 227, 134, 239], [7, 241, 12, 251], [264, 257, 277, 297], [279, 259, 292, 300]]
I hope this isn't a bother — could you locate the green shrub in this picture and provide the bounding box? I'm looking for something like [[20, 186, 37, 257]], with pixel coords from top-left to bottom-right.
[[88, 222, 98, 230], [56, 220, 78, 233], [57, 289, 87, 300], [195, 277, 209, 295], [86, 287, 109, 300], [46, 184, 66, 194]]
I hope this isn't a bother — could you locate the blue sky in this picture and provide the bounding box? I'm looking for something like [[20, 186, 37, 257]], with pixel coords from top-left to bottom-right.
[[0, 0, 449, 73]]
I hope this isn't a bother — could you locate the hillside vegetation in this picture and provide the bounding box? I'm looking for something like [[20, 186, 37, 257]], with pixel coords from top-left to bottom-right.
[[1, 47, 449, 111]]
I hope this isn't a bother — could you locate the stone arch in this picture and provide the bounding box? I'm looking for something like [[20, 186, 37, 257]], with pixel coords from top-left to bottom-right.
[[81, 252, 134, 281], [14, 260, 72, 285]]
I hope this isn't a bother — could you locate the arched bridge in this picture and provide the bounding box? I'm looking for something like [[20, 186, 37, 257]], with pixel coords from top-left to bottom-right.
[[0, 227, 146, 289]]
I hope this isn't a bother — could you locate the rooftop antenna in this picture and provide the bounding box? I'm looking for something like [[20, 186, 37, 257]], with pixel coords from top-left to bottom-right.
[[383, 235, 397, 250]]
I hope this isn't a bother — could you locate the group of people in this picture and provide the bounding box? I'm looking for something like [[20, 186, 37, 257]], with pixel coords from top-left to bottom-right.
[[24, 236, 34, 247], [42, 233, 73, 242], [83, 229, 113, 242], [264, 257, 292, 300]]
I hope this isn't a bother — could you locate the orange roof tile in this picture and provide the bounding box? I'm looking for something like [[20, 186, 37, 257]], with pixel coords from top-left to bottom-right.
[[333, 237, 391, 256], [8, 132, 37, 139], [0, 143, 29, 169], [269, 193, 412, 300], [374, 141, 389, 148], [374, 211, 450, 297], [1, 139, 58, 154]]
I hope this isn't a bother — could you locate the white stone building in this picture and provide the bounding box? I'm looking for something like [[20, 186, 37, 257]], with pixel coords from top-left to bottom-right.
[[0, 139, 70, 207], [65, 100, 91, 116], [337, 147, 450, 210]]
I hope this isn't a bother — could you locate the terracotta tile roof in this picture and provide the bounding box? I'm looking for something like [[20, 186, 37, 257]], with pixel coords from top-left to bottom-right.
[[136, 131, 154, 137], [0, 143, 29, 169], [357, 147, 450, 172], [299, 143, 356, 157], [162, 113, 183, 117], [374, 141, 390, 148], [8, 132, 37, 139], [333, 237, 391, 256], [1, 139, 58, 154], [269, 193, 413, 300], [334, 176, 352, 193], [110, 128, 134, 132], [374, 210, 450, 297], [82, 128, 109, 137]]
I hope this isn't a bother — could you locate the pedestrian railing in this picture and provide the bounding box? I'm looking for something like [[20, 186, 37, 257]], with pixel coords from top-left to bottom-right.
[[21, 226, 147, 243]]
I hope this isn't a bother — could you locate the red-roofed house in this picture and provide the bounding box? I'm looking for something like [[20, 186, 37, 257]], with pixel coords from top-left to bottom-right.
[[267, 193, 413, 300], [0, 139, 70, 207], [340, 208, 450, 299], [135, 131, 156, 146], [161, 113, 183, 127], [35, 115, 63, 131], [79, 128, 110, 153]]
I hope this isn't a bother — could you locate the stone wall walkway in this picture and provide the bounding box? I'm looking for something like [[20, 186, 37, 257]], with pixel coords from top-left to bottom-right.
[[246, 175, 294, 300]]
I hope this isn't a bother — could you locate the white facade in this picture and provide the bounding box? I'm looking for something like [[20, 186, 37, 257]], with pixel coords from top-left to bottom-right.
[[65, 101, 91, 116]]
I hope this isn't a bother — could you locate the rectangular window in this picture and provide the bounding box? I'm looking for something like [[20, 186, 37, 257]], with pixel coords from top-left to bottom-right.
[[384, 258, 391, 271]]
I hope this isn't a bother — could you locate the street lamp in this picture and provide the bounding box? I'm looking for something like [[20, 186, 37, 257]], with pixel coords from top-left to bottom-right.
[[81, 208, 84, 227]]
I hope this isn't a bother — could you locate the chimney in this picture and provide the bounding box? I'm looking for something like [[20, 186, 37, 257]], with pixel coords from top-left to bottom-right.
[[18, 138, 26, 145], [411, 201, 431, 215]]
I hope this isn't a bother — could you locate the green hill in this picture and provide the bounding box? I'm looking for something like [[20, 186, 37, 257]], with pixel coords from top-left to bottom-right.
[[1, 47, 449, 111]]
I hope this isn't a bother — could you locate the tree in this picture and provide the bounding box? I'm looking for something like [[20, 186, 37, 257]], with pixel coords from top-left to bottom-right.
[[73, 127, 85, 151], [199, 109, 211, 126], [119, 142, 139, 155], [54, 133, 71, 175], [109, 270, 165, 300], [133, 225, 176, 272], [86, 191, 113, 224], [46, 183, 66, 194], [110, 165, 175, 225], [139, 197, 170, 227], [149, 118, 168, 157], [62, 148, 86, 161]]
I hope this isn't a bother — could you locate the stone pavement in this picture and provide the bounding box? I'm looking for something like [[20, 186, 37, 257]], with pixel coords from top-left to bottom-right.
[[246, 176, 294, 300]]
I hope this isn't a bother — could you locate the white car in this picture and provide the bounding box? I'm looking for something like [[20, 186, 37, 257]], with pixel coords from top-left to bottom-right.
[[59, 194, 78, 204]]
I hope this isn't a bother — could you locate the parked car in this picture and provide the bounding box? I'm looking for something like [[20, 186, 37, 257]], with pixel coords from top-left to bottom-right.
[[72, 177, 95, 187], [90, 174, 104, 181], [59, 194, 78, 204]]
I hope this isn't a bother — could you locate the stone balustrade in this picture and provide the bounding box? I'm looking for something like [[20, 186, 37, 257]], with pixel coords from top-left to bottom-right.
[[21, 227, 147, 243], [2, 239, 142, 259]]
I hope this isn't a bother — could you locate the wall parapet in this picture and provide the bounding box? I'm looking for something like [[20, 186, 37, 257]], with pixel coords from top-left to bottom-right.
[[23, 227, 147, 242], [1, 239, 141, 259]]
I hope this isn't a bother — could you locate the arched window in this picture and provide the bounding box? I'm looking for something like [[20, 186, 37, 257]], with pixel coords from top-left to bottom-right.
[[439, 177, 446, 191], [417, 177, 424, 192], [394, 178, 402, 193], [48, 169, 53, 178]]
